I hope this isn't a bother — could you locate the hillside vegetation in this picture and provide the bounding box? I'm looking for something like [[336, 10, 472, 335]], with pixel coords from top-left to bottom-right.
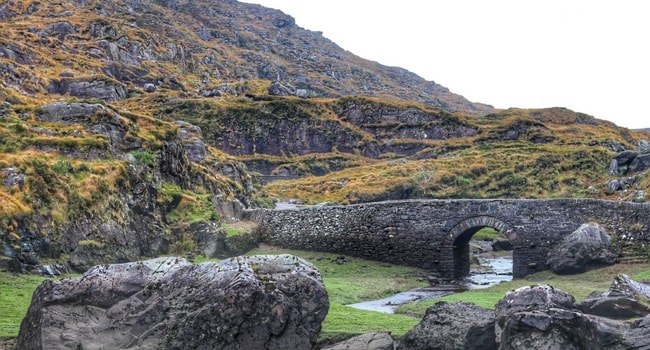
[[147, 93, 649, 204], [0, 0, 649, 275]]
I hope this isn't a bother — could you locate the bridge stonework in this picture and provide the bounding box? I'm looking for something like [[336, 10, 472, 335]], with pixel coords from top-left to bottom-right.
[[251, 199, 650, 278]]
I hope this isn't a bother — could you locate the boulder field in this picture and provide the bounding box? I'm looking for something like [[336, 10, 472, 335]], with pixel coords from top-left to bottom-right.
[[15, 254, 650, 350], [398, 276, 650, 350]]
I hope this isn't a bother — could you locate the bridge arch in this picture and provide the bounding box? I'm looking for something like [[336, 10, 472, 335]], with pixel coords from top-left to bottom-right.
[[443, 216, 520, 278]]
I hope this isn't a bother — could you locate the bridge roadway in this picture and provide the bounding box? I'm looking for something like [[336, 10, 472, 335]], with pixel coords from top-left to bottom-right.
[[250, 199, 650, 278]]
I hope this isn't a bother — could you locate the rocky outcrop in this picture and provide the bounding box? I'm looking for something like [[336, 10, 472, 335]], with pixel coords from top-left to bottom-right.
[[47, 78, 127, 102], [323, 332, 395, 350], [204, 97, 480, 168], [631, 153, 650, 173], [576, 274, 650, 319], [38, 21, 76, 41], [494, 285, 575, 346], [175, 120, 208, 163], [397, 280, 650, 350], [397, 301, 496, 350], [494, 284, 650, 350], [268, 81, 296, 96], [16, 255, 329, 350], [37, 102, 127, 147], [1, 0, 495, 114], [1, 101, 257, 274], [639, 140, 650, 152], [547, 222, 618, 274], [610, 149, 650, 175], [0, 1, 17, 20]]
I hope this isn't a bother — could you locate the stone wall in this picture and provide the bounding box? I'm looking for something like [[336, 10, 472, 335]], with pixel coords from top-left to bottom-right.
[[251, 199, 650, 278]]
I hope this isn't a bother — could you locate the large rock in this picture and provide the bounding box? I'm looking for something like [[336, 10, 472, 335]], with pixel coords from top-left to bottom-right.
[[608, 158, 619, 175], [494, 284, 650, 350], [397, 301, 496, 350], [575, 291, 650, 320], [630, 153, 650, 173], [37, 102, 127, 146], [175, 120, 208, 163], [576, 274, 650, 319], [497, 307, 627, 350], [614, 150, 638, 166], [47, 78, 127, 102], [16, 255, 329, 350], [323, 332, 395, 350], [495, 285, 575, 326], [547, 222, 618, 274], [268, 81, 295, 96], [609, 273, 650, 299], [639, 139, 650, 152], [491, 237, 513, 251]]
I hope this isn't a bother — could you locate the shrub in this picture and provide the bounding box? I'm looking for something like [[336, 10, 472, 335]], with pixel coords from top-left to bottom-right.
[[457, 176, 472, 186], [53, 157, 71, 175], [131, 150, 157, 167]]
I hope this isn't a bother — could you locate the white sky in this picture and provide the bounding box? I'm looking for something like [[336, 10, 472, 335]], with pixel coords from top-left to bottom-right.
[[242, 0, 649, 129]]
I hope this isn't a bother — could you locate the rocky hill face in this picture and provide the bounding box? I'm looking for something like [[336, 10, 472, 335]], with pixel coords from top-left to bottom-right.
[[0, 0, 649, 274], [154, 95, 649, 204], [0, 0, 492, 113]]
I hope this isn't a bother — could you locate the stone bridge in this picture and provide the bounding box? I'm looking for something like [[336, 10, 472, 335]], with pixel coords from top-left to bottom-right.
[[251, 199, 650, 278]]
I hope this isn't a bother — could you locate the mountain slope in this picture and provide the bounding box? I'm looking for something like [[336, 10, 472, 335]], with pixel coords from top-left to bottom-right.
[[0, 0, 492, 113], [0, 0, 649, 276], [149, 94, 650, 204]]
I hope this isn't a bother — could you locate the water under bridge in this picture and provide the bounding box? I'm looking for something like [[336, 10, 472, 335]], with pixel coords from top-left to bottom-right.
[[250, 199, 650, 278]]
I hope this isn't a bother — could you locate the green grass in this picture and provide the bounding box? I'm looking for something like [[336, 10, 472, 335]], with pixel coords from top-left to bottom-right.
[[395, 263, 650, 317], [246, 246, 427, 341], [472, 227, 503, 241], [3, 249, 650, 345], [223, 224, 254, 237], [319, 303, 419, 345], [0, 271, 48, 338]]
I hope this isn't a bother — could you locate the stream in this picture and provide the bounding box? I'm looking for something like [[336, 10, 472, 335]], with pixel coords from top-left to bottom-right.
[[348, 256, 513, 313], [273, 202, 514, 314]]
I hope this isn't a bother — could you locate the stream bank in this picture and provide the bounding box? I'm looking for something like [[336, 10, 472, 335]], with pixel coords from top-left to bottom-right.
[[348, 255, 513, 313]]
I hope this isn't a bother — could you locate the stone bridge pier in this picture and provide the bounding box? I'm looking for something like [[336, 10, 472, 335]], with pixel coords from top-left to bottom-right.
[[251, 199, 650, 278]]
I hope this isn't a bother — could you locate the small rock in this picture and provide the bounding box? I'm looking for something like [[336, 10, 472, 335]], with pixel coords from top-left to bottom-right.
[[268, 81, 295, 96], [143, 83, 156, 92], [608, 159, 619, 176], [2, 167, 25, 190], [607, 179, 622, 192], [630, 154, 650, 173], [323, 332, 394, 350], [295, 88, 308, 98], [634, 190, 646, 202]]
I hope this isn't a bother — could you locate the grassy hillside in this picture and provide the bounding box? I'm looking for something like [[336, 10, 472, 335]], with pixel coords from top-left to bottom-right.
[[0, 0, 648, 276]]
